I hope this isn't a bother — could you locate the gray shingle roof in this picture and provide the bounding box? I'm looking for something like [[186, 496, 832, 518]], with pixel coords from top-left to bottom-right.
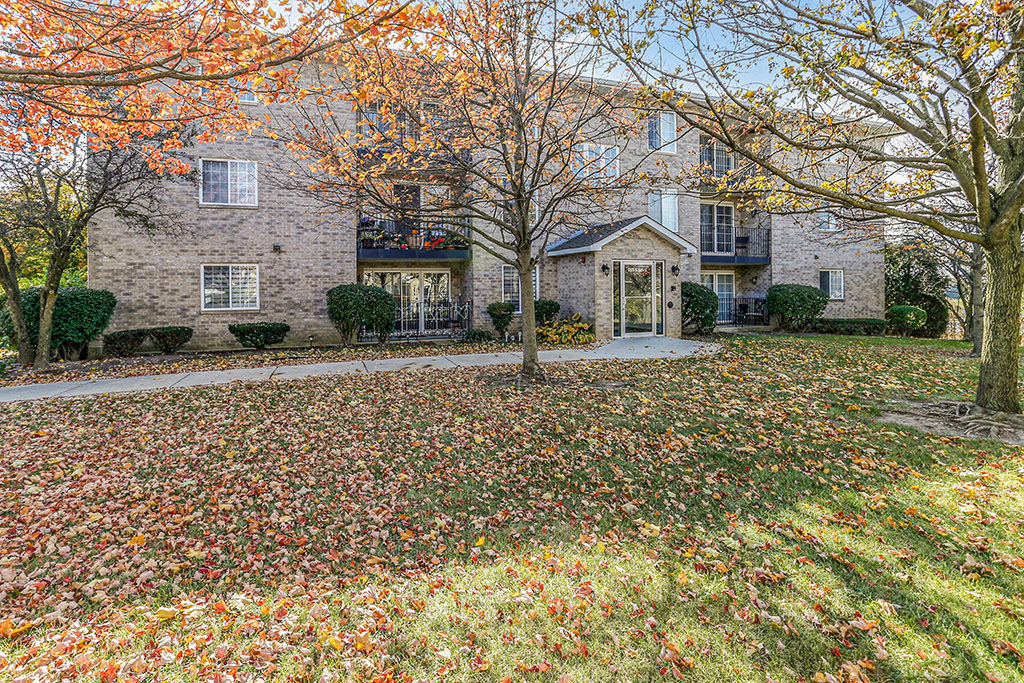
[[547, 216, 648, 253]]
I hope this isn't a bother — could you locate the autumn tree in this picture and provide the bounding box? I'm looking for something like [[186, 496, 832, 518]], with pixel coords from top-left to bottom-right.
[[0, 0, 412, 150], [274, 0, 651, 377], [591, 0, 1024, 412], [0, 126, 194, 369]]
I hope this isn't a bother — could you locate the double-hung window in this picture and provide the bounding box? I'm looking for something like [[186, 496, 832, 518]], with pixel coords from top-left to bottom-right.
[[501, 265, 541, 314], [573, 143, 620, 178], [201, 160, 258, 207], [820, 269, 845, 300], [648, 111, 677, 153], [700, 203, 735, 253], [202, 264, 259, 310], [699, 136, 735, 177], [648, 189, 679, 232]]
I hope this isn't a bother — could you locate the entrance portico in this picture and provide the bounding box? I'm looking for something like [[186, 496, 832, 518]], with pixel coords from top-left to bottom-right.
[[546, 216, 698, 340]]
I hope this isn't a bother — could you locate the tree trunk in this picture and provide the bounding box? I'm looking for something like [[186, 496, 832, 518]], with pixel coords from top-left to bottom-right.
[[0, 277, 33, 365], [971, 242, 985, 357], [975, 237, 1023, 413], [518, 253, 542, 377], [33, 284, 59, 370]]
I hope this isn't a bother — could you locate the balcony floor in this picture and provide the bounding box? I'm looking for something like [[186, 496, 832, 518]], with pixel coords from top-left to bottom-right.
[[357, 247, 471, 261]]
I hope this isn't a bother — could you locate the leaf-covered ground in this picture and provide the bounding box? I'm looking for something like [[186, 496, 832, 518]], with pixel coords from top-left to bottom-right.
[[0, 341, 600, 388], [2, 335, 1023, 683]]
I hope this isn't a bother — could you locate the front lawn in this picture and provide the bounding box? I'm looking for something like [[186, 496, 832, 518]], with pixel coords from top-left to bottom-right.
[[2, 335, 1023, 682]]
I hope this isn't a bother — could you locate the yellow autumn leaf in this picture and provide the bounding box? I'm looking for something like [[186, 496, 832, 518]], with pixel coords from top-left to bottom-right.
[[475, 535, 486, 546], [128, 535, 146, 547], [156, 607, 179, 621]]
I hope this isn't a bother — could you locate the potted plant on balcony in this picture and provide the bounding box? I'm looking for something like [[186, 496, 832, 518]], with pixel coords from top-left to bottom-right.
[[408, 230, 424, 249], [449, 236, 468, 250], [384, 231, 401, 249], [424, 236, 446, 250]]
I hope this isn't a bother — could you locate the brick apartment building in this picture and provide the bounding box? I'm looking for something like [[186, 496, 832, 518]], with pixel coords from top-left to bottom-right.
[[89, 92, 884, 350]]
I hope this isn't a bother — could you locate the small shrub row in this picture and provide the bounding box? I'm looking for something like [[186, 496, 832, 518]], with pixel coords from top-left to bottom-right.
[[679, 282, 718, 334], [327, 284, 397, 344], [1, 287, 116, 360], [886, 305, 927, 336], [536, 314, 596, 345], [228, 322, 290, 350], [487, 302, 516, 336], [767, 284, 829, 331], [104, 326, 195, 356], [807, 318, 886, 336]]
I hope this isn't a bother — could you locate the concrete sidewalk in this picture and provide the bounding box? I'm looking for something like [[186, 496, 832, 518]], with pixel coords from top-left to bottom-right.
[[0, 337, 705, 403]]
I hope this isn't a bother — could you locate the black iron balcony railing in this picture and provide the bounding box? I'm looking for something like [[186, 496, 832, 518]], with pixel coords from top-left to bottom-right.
[[716, 297, 769, 326], [358, 301, 473, 341], [701, 223, 771, 264], [357, 215, 471, 259]]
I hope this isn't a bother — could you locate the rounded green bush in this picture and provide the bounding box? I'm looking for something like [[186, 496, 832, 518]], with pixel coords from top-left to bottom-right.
[[486, 302, 516, 336], [0, 286, 116, 360], [103, 328, 150, 357], [534, 299, 561, 327], [886, 305, 927, 336], [766, 284, 829, 331], [462, 329, 494, 343], [327, 284, 397, 344], [228, 322, 291, 350], [679, 282, 719, 334], [911, 294, 949, 339], [149, 326, 194, 354]]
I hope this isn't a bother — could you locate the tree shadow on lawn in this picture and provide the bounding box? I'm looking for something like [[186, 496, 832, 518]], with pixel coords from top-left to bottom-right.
[[1, 336, 1024, 682]]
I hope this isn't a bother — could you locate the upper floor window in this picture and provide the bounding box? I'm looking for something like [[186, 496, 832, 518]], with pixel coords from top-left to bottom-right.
[[819, 269, 845, 300], [817, 212, 841, 231], [572, 143, 620, 178], [238, 91, 258, 105], [648, 111, 677, 153], [501, 265, 541, 314], [700, 203, 735, 253], [700, 136, 735, 177], [648, 189, 679, 232], [201, 159, 257, 207], [202, 264, 259, 310]]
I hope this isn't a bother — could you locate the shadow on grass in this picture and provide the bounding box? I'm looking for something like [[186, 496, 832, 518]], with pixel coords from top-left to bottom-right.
[[1, 335, 1023, 682]]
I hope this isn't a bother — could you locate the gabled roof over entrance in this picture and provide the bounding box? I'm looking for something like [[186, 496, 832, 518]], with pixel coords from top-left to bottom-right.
[[546, 216, 698, 256]]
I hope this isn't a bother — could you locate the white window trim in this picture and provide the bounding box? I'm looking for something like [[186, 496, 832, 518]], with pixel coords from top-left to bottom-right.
[[501, 264, 541, 314], [238, 92, 258, 105], [649, 189, 679, 233], [201, 263, 260, 311], [574, 142, 620, 178], [199, 158, 259, 208], [817, 212, 841, 232], [649, 111, 678, 154], [821, 269, 845, 300]]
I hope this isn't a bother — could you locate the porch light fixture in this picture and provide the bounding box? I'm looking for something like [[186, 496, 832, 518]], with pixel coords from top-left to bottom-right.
[[751, 275, 759, 285], [601, 264, 610, 276], [671, 265, 680, 276], [273, 243, 282, 252]]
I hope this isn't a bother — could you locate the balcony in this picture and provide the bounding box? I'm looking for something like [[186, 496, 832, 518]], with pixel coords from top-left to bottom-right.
[[701, 220, 771, 265], [357, 216, 471, 261], [717, 297, 770, 326]]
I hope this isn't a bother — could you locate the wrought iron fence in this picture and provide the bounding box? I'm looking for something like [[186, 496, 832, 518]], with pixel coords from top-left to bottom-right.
[[716, 297, 769, 326], [358, 301, 473, 341]]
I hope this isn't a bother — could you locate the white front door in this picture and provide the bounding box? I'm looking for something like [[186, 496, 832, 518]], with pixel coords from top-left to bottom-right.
[[701, 271, 735, 324], [613, 261, 664, 337]]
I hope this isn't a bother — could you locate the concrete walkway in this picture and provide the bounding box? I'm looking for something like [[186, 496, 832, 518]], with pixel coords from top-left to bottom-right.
[[0, 337, 705, 404]]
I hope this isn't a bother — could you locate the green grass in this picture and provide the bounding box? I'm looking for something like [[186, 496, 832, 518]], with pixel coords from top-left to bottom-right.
[[1, 334, 1023, 682]]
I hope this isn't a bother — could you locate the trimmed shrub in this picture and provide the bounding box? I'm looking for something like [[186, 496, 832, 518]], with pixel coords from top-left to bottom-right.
[[536, 314, 596, 345], [766, 284, 829, 331], [807, 318, 887, 336], [487, 302, 516, 336], [0, 286, 116, 360], [887, 305, 927, 336], [462, 329, 494, 343], [103, 328, 150, 357], [679, 282, 719, 334], [534, 299, 561, 327], [326, 284, 397, 344], [150, 326, 194, 354], [228, 322, 291, 350], [912, 294, 949, 339]]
